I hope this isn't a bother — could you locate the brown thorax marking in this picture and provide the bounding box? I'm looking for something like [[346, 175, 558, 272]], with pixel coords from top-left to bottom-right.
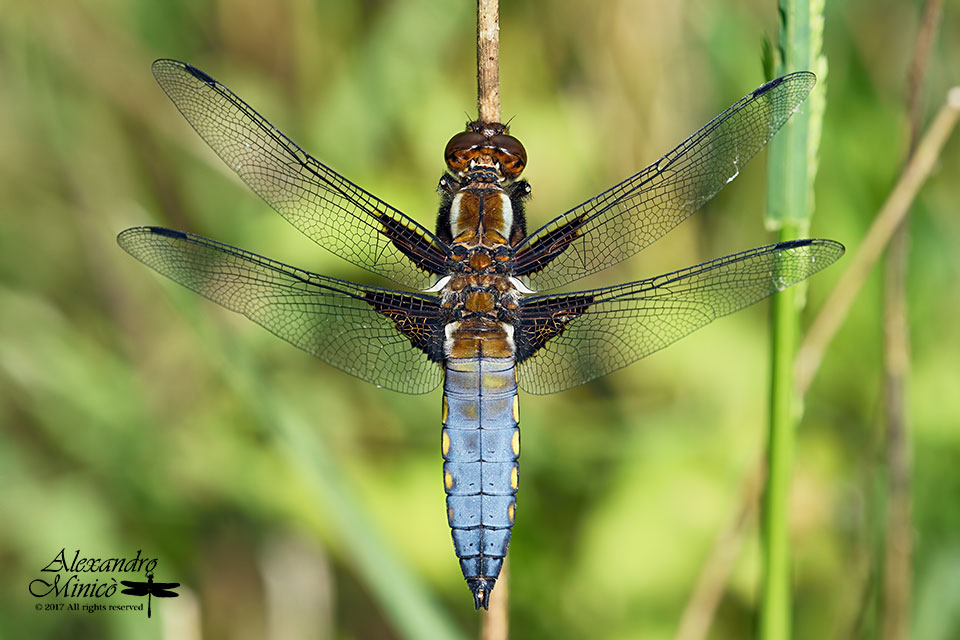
[[440, 121, 528, 360], [441, 253, 519, 359], [446, 321, 514, 359], [450, 189, 511, 246]]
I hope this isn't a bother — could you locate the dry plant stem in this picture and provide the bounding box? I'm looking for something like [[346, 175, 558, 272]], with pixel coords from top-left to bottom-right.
[[794, 89, 960, 396], [905, 0, 944, 140], [882, 245, 912, 640], [477, 2, 506, 636], [883, 3, 941, 638], [482, 559, 509, 640], [477, 0, 501, 123], [674, 462, 766, 640]]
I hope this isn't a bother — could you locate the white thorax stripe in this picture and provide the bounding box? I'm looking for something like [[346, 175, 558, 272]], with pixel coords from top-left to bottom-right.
[[498, 193, 514, 237], [449, 192, 464, 236], [508, 277, 536, 294], [424, 275, 452, 292], [444, 322, 459, 357]]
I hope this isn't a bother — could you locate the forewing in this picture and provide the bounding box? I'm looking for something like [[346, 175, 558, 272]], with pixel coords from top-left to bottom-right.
[[514, 73, 816, 290], [117, 227, 445, 394], [150, 582, 180, 590], [151, 584, 181, 598], [120, 582, 149, 595], [515, 239, 844, 394], [152, 59, 448, 289]]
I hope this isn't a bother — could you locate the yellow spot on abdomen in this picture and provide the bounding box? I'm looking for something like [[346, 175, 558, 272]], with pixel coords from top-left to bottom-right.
[[442, 430, 451, 457], [510, 464, 519, 491], [512, 395, 520, 423], [507, 501, 515, 524], [445, 470, 454, 491], [442, 396, 449, 424], [511, 429, 520, 457], [447, 505, 455, 525], [482, 372, 509, 391]]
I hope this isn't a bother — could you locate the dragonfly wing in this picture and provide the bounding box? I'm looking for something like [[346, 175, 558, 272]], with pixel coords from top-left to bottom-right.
[[515, 239, 843, 394], [120, 583, 149, 595], [118, 227, 445, 394], [514, 73, 817, 291], [152, 59, 449, 290]]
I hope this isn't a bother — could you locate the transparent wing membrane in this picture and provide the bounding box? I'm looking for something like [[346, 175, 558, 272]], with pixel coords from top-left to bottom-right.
[[118, 226, 444, 394], [514, 73, 816, 291], [516, 239, 844, 394], [152, 59, 449, 290], [123, 62, 843, 399]]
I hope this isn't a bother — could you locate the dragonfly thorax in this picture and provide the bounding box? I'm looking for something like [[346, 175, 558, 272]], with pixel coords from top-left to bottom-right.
[[436, 175, 531, 248], [440, 250, 522, 361], [448, 190, 514, 245], [441, 274, 520, 316]]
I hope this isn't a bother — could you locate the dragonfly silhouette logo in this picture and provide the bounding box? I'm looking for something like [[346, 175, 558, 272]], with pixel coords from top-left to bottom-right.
[[120, 573, 180, 618]]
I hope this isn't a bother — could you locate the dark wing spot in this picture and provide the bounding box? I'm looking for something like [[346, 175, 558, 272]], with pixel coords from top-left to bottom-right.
[[514, 294, 594, 363]]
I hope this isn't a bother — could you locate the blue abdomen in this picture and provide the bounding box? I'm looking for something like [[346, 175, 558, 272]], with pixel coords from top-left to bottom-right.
[[442, 356, 519, 609]]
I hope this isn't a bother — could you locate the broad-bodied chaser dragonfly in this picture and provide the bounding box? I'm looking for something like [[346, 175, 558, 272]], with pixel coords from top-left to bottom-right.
[[119, 60, 843, 610]]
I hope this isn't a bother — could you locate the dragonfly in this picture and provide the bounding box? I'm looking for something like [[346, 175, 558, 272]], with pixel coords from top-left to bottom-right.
[[119, 572, 180, 618], [119, 59, 844, 610]]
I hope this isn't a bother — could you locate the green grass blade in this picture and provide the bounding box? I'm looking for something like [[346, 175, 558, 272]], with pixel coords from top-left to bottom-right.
[[760, 0, 827, 639]]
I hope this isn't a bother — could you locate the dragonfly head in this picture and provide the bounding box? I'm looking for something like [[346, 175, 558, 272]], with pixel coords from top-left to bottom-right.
[[445, 121, 526, 180]]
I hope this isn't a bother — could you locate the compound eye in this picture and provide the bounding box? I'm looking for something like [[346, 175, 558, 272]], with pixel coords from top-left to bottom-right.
[[445, 131, 485, 172], [491, 134, 527, 178]]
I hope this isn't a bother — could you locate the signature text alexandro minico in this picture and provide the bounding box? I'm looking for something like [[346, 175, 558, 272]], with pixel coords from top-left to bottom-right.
[[29, 549, 159, 599]]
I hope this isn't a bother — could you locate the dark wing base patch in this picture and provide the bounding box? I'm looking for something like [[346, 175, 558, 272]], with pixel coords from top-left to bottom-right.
[[365, 291, 446, 363], [378, 215, 450, 277], [512, 214, 588, 278], [515, 294, 594, 363]]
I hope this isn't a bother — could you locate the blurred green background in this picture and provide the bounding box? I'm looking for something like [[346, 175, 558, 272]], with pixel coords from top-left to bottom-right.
[[1, 0, 958, 638]]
